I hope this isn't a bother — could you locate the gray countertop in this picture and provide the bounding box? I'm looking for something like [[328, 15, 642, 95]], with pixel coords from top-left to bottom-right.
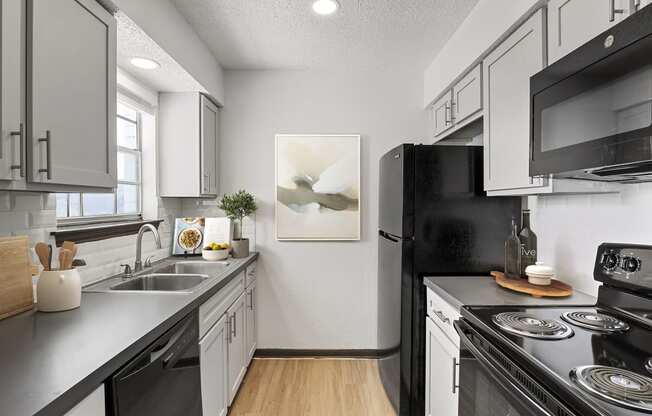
[[0, 253, 258, 416], [424, 275, 597, 312]]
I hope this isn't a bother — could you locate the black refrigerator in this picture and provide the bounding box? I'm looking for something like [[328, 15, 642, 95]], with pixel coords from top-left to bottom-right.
[[377, 144, 521, 415]]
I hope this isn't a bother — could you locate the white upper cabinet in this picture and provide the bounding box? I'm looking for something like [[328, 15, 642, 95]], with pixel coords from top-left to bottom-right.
[[483, 10, 547, 194], [452, 64, 482, 127], [27, 0, 117, 189], [432, 64, 483, 142], [200, 95, 219, 196], [159, 92, 219, 198], [432, 91, 454, 138], [1, 0, 24, 182], [548, 0, 631, 64]]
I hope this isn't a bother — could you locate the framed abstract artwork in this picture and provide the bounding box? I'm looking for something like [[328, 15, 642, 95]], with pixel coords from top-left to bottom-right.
[[275, 134, 361, 241]]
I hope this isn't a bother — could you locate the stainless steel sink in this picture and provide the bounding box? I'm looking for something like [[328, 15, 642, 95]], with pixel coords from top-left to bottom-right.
[[109, 273, 209, 292], [154, 261, 231, 277]]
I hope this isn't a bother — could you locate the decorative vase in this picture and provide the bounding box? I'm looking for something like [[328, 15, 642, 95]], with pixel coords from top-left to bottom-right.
[[37, 269, 82, 312], [231, 238, 250, 259]]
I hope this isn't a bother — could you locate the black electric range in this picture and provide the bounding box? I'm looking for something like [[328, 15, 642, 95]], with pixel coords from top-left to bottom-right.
[[455, 243, 652, 416]]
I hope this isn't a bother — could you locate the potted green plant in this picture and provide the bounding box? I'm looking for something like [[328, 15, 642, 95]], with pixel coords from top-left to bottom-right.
[[218, 190, 258, 258]]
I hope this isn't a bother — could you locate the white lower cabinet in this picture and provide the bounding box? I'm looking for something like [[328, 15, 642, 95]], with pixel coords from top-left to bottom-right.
[[425, 316, 459, 416], [64, 385, 105, 416], [200, 315, 228, 416], [198, 266, 258, 413], [244, 281, 257, 366], [227, 292, 247, 405]]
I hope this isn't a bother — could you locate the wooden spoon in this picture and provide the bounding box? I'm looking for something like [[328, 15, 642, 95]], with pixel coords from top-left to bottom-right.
[[59, 248, 73, 270], [35, 242, 50, 271], [62, 241, 77, 259]]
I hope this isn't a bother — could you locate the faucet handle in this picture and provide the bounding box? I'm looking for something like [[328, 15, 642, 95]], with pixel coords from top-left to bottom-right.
[[120, 264, 133, 278], [144, 256, 154, 268]]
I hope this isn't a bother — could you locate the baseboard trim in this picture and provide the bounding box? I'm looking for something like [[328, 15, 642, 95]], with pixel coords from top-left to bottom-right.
[[254, 348, 396, 359]]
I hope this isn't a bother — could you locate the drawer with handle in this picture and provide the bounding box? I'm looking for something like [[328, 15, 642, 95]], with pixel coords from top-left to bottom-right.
[[198, 271, 245, 338], [245, 261, 257, 287], [426, 287, 461, 346]]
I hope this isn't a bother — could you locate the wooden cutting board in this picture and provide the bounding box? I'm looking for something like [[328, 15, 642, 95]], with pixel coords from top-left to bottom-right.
[[490, 271, 573, 298], [0, 236, 34, 320]]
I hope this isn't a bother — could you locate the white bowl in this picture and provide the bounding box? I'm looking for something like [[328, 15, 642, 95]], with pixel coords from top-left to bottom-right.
[[202, 249, 229, 261]]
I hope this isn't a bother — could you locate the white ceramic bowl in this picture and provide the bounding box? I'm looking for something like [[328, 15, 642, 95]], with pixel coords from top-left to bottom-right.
[[202, 249, 229, 261]]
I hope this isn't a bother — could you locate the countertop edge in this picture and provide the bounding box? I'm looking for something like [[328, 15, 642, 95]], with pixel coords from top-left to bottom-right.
[[35, 253, 259, 416], [423, 276, 464, 312]]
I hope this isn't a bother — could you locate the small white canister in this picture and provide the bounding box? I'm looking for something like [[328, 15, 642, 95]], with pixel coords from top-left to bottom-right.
[[525, 262, 556, 286], [37, 269, 82, 312]]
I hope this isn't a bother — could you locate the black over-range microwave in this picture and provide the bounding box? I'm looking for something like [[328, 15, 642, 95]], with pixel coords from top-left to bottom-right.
[[530, 4, 652, 182]]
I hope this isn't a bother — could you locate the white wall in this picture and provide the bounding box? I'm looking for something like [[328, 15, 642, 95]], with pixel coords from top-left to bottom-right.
[[532, 183, 652, 296], [215, 68, 426, 349], [113, 0, 225, 105]]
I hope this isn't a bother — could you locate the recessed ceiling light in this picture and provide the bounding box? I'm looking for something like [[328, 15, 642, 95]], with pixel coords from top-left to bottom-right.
[[312, 0, 339, 15], [130, 57, 160, 70]]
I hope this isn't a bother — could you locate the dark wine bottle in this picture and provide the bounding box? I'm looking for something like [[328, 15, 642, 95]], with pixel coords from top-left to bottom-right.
[[505, 218, 521, 279], [519, 210, 537, 277]]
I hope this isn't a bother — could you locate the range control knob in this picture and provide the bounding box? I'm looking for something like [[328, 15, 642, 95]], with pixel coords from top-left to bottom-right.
[[602, 252, 620, 271], [621, 256, 641, 273]]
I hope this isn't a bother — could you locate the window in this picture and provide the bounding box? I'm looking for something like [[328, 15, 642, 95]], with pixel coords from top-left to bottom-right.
[[56, 101, 142, 222]]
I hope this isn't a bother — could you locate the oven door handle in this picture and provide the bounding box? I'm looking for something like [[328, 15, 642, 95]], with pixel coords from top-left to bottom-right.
[[454, 320, 558, 416]]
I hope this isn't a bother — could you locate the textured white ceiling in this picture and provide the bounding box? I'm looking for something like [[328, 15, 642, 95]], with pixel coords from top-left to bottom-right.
[[116, 11, 206, 93], [170, 0, 479, 70]]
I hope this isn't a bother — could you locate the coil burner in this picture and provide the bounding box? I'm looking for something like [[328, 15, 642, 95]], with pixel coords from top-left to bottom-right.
[[492, 312, 574, 340], [571, 365, 652, 412], [561, 311, 630, 333]]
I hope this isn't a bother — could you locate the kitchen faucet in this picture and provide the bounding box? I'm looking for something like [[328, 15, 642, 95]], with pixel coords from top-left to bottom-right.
[[134, 223, 162, 273]]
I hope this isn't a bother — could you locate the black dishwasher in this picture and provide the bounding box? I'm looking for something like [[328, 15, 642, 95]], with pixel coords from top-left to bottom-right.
[[108, 312, 202, 416]]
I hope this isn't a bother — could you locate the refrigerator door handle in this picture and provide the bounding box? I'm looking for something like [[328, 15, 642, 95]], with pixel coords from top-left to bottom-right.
[[379, 230, 401, 242]]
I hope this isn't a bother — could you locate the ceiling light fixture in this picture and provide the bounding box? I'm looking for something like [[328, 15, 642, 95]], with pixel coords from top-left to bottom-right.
[[312, 0, 339, 15], [130, 57, 160, 70]]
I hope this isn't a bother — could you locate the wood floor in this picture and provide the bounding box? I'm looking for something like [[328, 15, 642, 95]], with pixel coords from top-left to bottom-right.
[[229, 358, 396, 416]]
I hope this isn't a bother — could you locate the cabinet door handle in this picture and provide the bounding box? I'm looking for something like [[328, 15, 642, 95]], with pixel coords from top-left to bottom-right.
[[444, 103, 452, 125], [434, 310, 450, 325], [609, 0, 625, 21], [450, 101, 456, 121], [226, 315, 232, 343], [232, 312, 237, 338], [452, 357, 460, 394], [9, 124, 24, 177], [248, 290, 254, 310], [38, 130, 52, 180]]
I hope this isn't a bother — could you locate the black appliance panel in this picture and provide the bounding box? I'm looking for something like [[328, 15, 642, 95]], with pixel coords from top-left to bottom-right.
[[461, 306, 652, 416], [377, 144, 521, 416], [594, 243, 652, 295], [109, 312, 202, 416], [530, 5, 652, 180], [377, 231, 413, 414], [456, 320, 579, 416]]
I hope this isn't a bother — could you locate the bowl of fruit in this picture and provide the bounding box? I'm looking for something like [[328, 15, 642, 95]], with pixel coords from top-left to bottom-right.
[[202, 242, 230, 261]]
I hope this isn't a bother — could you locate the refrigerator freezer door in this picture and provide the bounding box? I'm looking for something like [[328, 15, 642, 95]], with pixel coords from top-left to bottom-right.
[[379, 144, 414, 238], [377, 230, 414, 415]]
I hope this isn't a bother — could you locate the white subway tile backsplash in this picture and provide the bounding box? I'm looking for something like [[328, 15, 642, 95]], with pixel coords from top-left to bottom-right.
[[0, 190, 183, 285], [13, 192, 46, 211], [28, 211, 56, 228], [0, 193, 11, 211], [0, 211, 29, 233]]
